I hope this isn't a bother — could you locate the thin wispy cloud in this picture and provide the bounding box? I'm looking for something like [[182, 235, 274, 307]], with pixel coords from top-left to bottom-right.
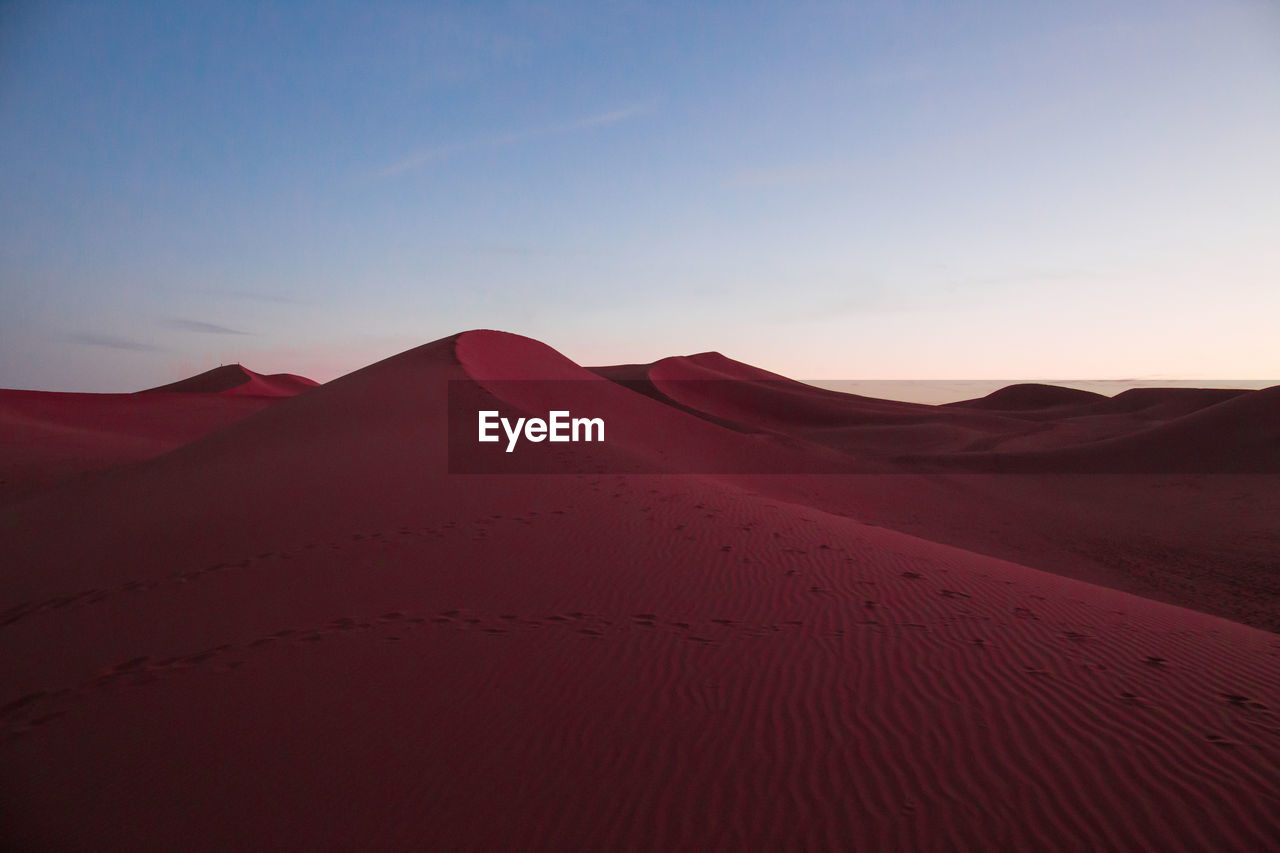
[[563, 103, 651, 130], [378, 100, 657, 178], [68, 332, 161, 352], [164, 317, 252, 335]]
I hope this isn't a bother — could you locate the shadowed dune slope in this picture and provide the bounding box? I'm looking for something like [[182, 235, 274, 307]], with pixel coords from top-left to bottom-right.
[[913, 385, 1280, 474], [946, 382, 1108, 411], [949, 385, 1251, 424], [1100, 387, 1252, 418], [595, 353, 1036, 458], [591, 352, 1280, 473], [2, 330, 1278, 851]]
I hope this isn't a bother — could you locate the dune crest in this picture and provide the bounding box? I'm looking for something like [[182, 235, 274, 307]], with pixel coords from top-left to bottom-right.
[[141, 364, 318, 397], [946, 382, 1108, 411]]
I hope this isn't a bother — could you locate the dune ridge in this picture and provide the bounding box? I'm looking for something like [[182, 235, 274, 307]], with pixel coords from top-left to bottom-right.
[[946, 382, 1109, 411], [141, 364, 318, 397]]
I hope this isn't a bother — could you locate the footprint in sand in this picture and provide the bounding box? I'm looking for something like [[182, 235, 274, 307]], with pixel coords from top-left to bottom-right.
[[1222, 693, 1268, 710]]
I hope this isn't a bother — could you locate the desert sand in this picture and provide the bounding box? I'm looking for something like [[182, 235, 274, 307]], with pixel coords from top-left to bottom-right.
[[2, 330, 1277, 851]]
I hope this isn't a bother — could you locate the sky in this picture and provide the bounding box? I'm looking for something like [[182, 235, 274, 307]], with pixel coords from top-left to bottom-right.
[[2, 0, 1278, 391]]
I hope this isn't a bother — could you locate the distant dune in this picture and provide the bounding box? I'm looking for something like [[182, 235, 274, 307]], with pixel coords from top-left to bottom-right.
[[1104, 386, 1251, 418], [0, 364, 316, 505], [945, 381, 1108, 411], [593, 353, 1279, 473], [2, 331, 1277, 851], [905, 384, 1280, 474], [141, 364, 319, 397]]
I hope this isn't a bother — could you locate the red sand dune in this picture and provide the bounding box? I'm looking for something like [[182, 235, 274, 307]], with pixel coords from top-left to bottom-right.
[[0, 363, 315, 505], [587, 352, 1280, 627], [141, 364, 319, 397], [597, 353, 1035, 458], [906, 384, 1280, 474], [1086, 386, 1248, 419], [946, 382, 1108, 411], [2, 331, 1277, 851]]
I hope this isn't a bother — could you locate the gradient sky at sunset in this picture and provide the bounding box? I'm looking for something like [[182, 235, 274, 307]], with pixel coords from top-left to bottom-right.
[[2, 1, 1277, 390]]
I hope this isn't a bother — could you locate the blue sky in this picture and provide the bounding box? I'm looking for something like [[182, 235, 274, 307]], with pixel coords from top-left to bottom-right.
[[2, 0, 1277, 390]]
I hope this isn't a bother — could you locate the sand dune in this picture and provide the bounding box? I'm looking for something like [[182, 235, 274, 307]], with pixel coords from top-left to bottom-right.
[[141, 364, 319, 397], [1092, 387, 1250, 417], [0, 364, 313, 505], [946, 382, 1109, 411], [593, 355, 1278, 470], [910, 385, 1280, 474], [2, 331, 1277, 851]]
